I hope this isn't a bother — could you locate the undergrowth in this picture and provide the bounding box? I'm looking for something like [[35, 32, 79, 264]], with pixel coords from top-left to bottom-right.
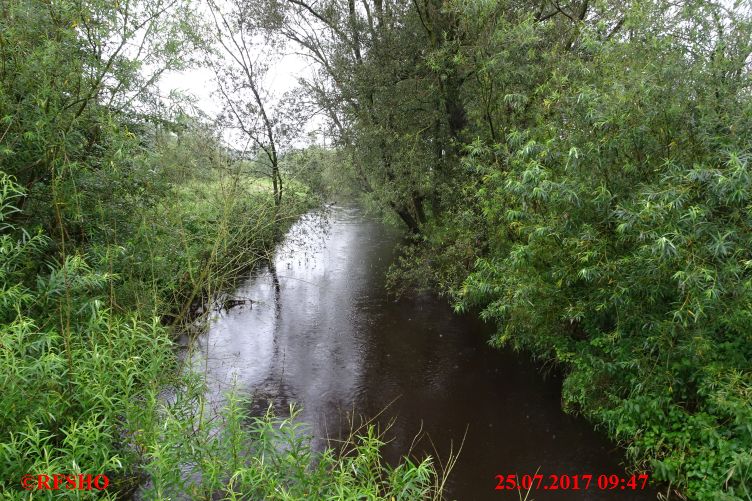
[[0, 167, 442, 499]]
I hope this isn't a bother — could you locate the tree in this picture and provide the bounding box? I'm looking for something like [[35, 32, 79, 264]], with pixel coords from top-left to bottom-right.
[[253, 0, 450, 231], [0, 0, 199, 239], [206, 0, 295, 209], [455, 1, 752, 499]]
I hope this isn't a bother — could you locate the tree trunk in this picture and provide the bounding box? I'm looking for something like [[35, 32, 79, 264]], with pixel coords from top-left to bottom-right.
[[272, 162, 280, 207]]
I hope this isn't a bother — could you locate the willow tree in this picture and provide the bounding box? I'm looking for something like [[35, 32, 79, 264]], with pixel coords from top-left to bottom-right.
[[206, 0, 292, 208], [0, 0, 199, 242], [259, 0, 611, 231], [456, 1, 752, 499], [248, 0, 462, 232]]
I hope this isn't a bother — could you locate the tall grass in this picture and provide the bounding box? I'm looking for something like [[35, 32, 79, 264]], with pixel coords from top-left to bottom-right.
[[141, 391, 448, 500]]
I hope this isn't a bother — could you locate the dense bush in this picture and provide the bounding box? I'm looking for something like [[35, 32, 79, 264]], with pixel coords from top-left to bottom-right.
[[368, 1, 752, 498], [453, 4, 752, 499]]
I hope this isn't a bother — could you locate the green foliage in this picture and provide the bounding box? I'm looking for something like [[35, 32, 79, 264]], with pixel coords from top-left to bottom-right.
[[6, 0, 752, 497], [1, 156, 437, 499], [1, 0, 443, 498], [450, 2, 752, 499], [0, 0, 199, 239], [0, 172, 173, 498], [141, 393, 442, 500], [278, 1, 752, 494], [283, 0, 750, 498], [281, 145, 360, 200]]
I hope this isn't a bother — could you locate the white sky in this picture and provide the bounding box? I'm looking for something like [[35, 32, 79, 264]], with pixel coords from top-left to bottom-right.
[[160, 53, 311, 116], [158, 50, 320, 150]]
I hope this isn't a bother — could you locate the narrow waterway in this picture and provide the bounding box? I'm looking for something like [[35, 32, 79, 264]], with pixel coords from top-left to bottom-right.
[[188, 205, 657, 500]]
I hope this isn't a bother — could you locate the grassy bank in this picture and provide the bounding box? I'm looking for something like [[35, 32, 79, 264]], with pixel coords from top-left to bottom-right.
[[113, 175, 313, 322], [0, 165, 294, 495], [0, 166, 442, 499]]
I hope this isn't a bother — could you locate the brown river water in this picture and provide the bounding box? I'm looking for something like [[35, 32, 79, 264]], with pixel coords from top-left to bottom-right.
[[187, 205, 658, 500]]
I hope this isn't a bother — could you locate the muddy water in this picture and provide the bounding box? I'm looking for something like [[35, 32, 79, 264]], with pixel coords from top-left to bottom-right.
[[191, 206, 657, 500]]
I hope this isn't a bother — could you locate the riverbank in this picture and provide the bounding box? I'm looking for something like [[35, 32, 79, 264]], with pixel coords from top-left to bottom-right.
[[0, 170, 307, 496], [0, 170, 446, 499]]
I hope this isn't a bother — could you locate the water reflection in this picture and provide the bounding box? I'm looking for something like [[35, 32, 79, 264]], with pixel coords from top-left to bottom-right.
[[188, 205, 657, 500]]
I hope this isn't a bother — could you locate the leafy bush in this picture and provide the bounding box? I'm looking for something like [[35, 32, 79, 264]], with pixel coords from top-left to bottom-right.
[[455, 10, 752, 499]]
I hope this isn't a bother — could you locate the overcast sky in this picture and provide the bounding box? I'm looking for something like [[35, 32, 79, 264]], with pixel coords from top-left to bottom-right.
[[158, 47, 319, 150]]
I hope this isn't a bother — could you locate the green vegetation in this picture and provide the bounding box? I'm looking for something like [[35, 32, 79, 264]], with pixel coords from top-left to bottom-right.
[[4, 0, 752, 498], [145, 395, 444, 500], [268, 0, 752, 498], [0, 0, 441, 498]]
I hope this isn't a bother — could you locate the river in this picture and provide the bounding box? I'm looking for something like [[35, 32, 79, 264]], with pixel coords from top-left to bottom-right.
[[187, 205, 657, 500]]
